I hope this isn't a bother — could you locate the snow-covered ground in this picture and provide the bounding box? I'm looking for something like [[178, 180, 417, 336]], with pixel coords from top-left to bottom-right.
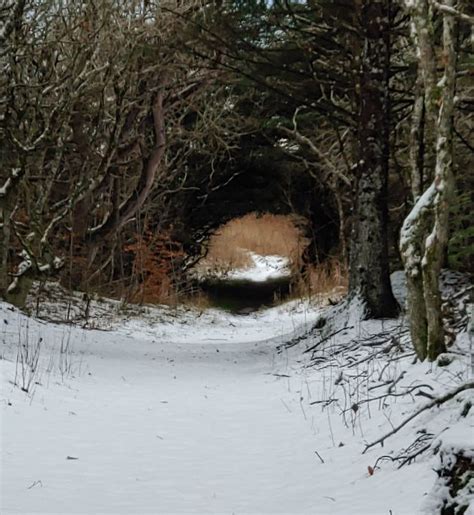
[[191, 251, 292, 283], [1, 274, 472, 514], [222, 253, 291, 282]]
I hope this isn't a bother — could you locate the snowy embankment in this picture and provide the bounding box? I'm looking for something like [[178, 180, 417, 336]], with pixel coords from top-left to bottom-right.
[[1, 272, 473, 514]]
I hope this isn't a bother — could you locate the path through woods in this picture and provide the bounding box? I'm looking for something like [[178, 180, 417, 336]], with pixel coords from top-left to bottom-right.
[[1, 302, 435, 514]]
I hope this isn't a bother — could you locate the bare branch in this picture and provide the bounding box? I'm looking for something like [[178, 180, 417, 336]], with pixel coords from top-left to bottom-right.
[[429, 0, 474, 24], [363, 382, 474, 454]]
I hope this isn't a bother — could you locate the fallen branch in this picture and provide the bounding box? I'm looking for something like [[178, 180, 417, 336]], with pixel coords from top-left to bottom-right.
[[304, 326, 354, 354], [363, 381, 474, 454], [343, 384, 434, 414], [371, 438, 433, 470], [310, 397, 338, 407], [277, 321, 325, 353], [397, 442, 433, 468]]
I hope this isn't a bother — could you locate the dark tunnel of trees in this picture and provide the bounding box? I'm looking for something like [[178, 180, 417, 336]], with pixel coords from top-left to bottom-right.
[[1, 0, 473, 361]]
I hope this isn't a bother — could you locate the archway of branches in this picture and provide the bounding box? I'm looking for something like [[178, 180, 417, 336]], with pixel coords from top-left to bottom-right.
[[159, 154, 345, 310], [169, 154, 341, 267]]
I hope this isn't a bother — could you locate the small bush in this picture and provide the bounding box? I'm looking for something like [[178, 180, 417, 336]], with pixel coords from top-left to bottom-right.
[[125, 230, 185, 305], [14, 323, 42, 394]]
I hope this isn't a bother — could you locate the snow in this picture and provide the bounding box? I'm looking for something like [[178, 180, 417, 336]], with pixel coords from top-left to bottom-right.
[[194, 251, 292, 283], [399, 181, 436, 274], [0, 168, 22, 197], [1, 273, 472, 514], [223, 252, 291, 282]]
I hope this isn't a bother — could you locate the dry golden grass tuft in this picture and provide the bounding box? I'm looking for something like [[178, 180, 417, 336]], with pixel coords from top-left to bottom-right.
[[201, 212, 310, 271], [295, 256, 348, 304]]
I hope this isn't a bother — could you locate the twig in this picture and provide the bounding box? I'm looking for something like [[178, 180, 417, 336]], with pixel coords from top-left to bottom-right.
[[310, 397, 338, 407], [397, 443, 433, 468], [314, 450, 325, 464], [387, 371, 406, 394], [304, 326, 354, 354], [363, 382, 474, 454], [342, 384, 434, 414], [27, 480, 43, 489], [280, 398, 292, 413]]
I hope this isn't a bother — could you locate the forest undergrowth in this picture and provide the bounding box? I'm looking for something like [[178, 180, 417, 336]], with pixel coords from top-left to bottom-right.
[[277, 270, 473, 513]]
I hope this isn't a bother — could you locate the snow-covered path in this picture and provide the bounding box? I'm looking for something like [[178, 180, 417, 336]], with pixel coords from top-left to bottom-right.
[[1, 302, 334, 514], [3, 336, 325, 514], [2, 296, 463, 514]]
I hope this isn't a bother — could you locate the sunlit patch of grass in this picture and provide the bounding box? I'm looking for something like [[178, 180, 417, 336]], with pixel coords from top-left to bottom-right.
[[200, 212, 310, 273], [192, 212, 347, 307]]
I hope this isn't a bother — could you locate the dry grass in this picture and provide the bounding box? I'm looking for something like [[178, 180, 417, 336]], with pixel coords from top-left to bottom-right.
[[192, 212, 347, 307], [295, 256, 348, 304], [200, 212, 310, 271], [182, 290, 213, 311]]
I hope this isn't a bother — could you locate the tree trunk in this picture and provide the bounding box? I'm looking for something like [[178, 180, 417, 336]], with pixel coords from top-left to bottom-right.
[[90, 85, 166, 241], [400, 182, 436, 361], [422, 0, 456, 360], [348, 0, 399, 319], [401, 60, 428, 359], [0, 167, 25, 298], [400, 0, 457, 361], [0, 204, 11, 295], [409, 64, 426, 201]]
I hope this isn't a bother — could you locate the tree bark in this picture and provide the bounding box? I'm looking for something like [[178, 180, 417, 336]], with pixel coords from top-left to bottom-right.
[[0, 168, 25, 297], [348, 0, 399, 319], [411, 0, 439, 187], [409, 64, 426, 201], [422, 0, 456, 360], [0, 204, 12, 295], [401, 0, 458, 361], [90, 84, 166, 240], [400, 182, 436, 360], [402, 59, 428, 359]]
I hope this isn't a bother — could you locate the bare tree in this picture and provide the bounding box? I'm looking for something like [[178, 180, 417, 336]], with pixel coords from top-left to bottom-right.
[[0, 0, 240, 304]]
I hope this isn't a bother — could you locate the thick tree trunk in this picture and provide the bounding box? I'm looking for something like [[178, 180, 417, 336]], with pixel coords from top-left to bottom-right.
[[401, 0, 457, 361], [401, 61, 428, 359], [348, 0, 399, 319], [400, 182, 436, 360]]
